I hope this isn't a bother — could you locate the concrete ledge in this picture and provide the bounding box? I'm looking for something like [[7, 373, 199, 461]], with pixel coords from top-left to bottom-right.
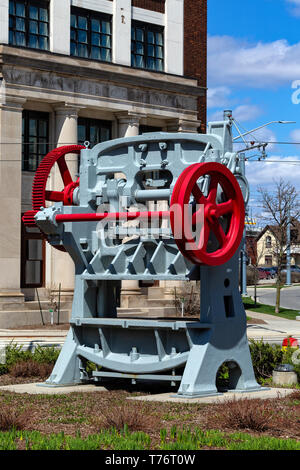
[[128, 388, 297, 404], [0, 383, 296, 401], [0, 310, 70, 328], [0, 383, 108, 394]]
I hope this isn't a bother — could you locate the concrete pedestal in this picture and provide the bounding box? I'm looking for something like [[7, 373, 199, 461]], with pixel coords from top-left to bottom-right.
[[272, 370, 298, 386]]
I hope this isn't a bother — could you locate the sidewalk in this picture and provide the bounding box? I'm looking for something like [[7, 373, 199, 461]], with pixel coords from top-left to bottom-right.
[[0, 328, 67, 350], [0, 312, 299, 349], [246, 310, 300, 344]]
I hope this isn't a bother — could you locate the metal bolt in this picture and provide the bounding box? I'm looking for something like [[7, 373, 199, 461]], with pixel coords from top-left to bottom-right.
[[159, 142, 167, 151], [138, 143, 148, 152]]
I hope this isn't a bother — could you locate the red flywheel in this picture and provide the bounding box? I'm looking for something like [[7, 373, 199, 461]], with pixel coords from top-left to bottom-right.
[[22, 145, 84, 250], [170, 162, 245, 266]]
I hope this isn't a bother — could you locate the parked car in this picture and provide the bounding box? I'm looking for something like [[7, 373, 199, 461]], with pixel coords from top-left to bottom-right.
[[290, 265, 300, 273], [267, 267, 278, 277], [281, 267, 300, 283], [258, 267, 273, 280]]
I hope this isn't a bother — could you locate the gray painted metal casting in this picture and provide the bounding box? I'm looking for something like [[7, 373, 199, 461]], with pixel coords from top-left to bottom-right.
[[36, 115, 261, 397]]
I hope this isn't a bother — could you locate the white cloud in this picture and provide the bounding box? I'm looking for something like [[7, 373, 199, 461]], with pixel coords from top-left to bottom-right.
[[208, 35, 300, 88], [246, 156, 300, 190], [208, 104, 262, 124], [232, 104, 263, 122], [207, 86, 231, 108]]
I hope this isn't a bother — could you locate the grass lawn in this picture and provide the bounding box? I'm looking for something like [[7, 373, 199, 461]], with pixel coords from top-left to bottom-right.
[[243, 296, 300, 320]]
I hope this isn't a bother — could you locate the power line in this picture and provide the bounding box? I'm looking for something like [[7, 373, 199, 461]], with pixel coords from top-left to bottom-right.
[[246, 160, 300, 165], [234, 141, 300, 145]]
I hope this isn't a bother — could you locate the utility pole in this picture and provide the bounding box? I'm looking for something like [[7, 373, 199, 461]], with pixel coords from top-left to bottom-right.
[[240, 152, 248, 297], [241, 226, 248, 296], [286, 209, 292, 286]]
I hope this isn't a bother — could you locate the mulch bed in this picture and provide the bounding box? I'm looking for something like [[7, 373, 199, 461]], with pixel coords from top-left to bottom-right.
[[0, 374, 299, 443]]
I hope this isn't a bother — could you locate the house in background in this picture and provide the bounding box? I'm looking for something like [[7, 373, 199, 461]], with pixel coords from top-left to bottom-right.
[[0, 0, 207, 326], [256, 219, 300, 267]]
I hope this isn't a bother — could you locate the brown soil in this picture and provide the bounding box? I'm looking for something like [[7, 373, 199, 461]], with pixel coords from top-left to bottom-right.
[[247, 318, 267, 324], [0, 374, 299, 444]]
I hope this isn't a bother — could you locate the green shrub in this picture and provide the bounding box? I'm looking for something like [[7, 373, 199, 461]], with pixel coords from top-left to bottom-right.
[[0, 342, 60, 376], [31, 345, 60, 364], [249, 339, 283, 382], [5, 343, 32, 369], [0, 364, 8, 376]]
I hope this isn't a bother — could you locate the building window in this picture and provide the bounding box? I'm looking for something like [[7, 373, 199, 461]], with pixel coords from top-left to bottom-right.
[[9, 0, 49, 50], [21, 218, 45, 288], [71, 8, 112, 62], [78, 118, 112, 148], [265, 255, 273, 266], [131, 21, 164, 72], [22, 110, 49, 172], [265, 235, 272, 248], [139, 125, 162, 134], [291, 229, 298, 242]]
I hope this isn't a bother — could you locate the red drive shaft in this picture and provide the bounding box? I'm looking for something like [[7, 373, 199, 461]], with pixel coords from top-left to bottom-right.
[[55, 211, 170, 223]]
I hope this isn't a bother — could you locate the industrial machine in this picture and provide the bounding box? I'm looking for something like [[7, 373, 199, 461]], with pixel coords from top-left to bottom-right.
[[23, 112, 261, 397]]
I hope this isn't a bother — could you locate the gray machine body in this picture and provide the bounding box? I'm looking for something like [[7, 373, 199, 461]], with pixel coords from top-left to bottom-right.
[[36, 117, 261, 397]]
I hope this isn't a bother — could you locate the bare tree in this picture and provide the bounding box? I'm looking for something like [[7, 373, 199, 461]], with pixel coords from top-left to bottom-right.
[[247, 235, 265, 307], [257, 178, 300, 314]]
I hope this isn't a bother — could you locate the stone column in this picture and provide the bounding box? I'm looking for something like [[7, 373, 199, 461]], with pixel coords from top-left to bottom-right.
[[118, 112, 141, 138], [161, 117, 201, 299], [0, 96, 25, 304], [117, 112, 144, 307], [46, 105, 80, 299], [167, 118, 201, 133]]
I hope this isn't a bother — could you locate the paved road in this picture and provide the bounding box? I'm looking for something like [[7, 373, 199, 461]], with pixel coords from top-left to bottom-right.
[[247, 285, 300, 311]]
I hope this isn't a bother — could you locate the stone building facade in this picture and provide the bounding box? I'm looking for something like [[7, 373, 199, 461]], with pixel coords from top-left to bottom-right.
[[0, 0, 207, 320]]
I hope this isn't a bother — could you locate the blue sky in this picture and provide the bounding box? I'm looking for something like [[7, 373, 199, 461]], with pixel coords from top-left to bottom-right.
[[207, 0, 300, 224]]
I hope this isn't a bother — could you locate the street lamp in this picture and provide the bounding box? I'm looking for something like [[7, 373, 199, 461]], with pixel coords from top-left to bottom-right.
[[224, 113, 296, 294], [232, 121, 296, 141]]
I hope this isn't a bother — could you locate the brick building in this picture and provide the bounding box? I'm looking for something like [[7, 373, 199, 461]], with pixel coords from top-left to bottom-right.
[[0, 0, 207, 325]]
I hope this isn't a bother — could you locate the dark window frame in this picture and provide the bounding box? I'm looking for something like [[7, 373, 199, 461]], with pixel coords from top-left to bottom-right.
[[265, 255, 273, 266], [9, 0, 49, 51], [70, 7, 112, 62], [77, 117, 112, 147], [265, 235, 272, 248], [21, 216, 45, 288], [22, 110, 49, 172], [131, 20, 164, 72]]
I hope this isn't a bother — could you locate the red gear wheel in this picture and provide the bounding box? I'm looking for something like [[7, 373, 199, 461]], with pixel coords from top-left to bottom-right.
[[170, 162, 245, 266], [22, 145, 84, 250]]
